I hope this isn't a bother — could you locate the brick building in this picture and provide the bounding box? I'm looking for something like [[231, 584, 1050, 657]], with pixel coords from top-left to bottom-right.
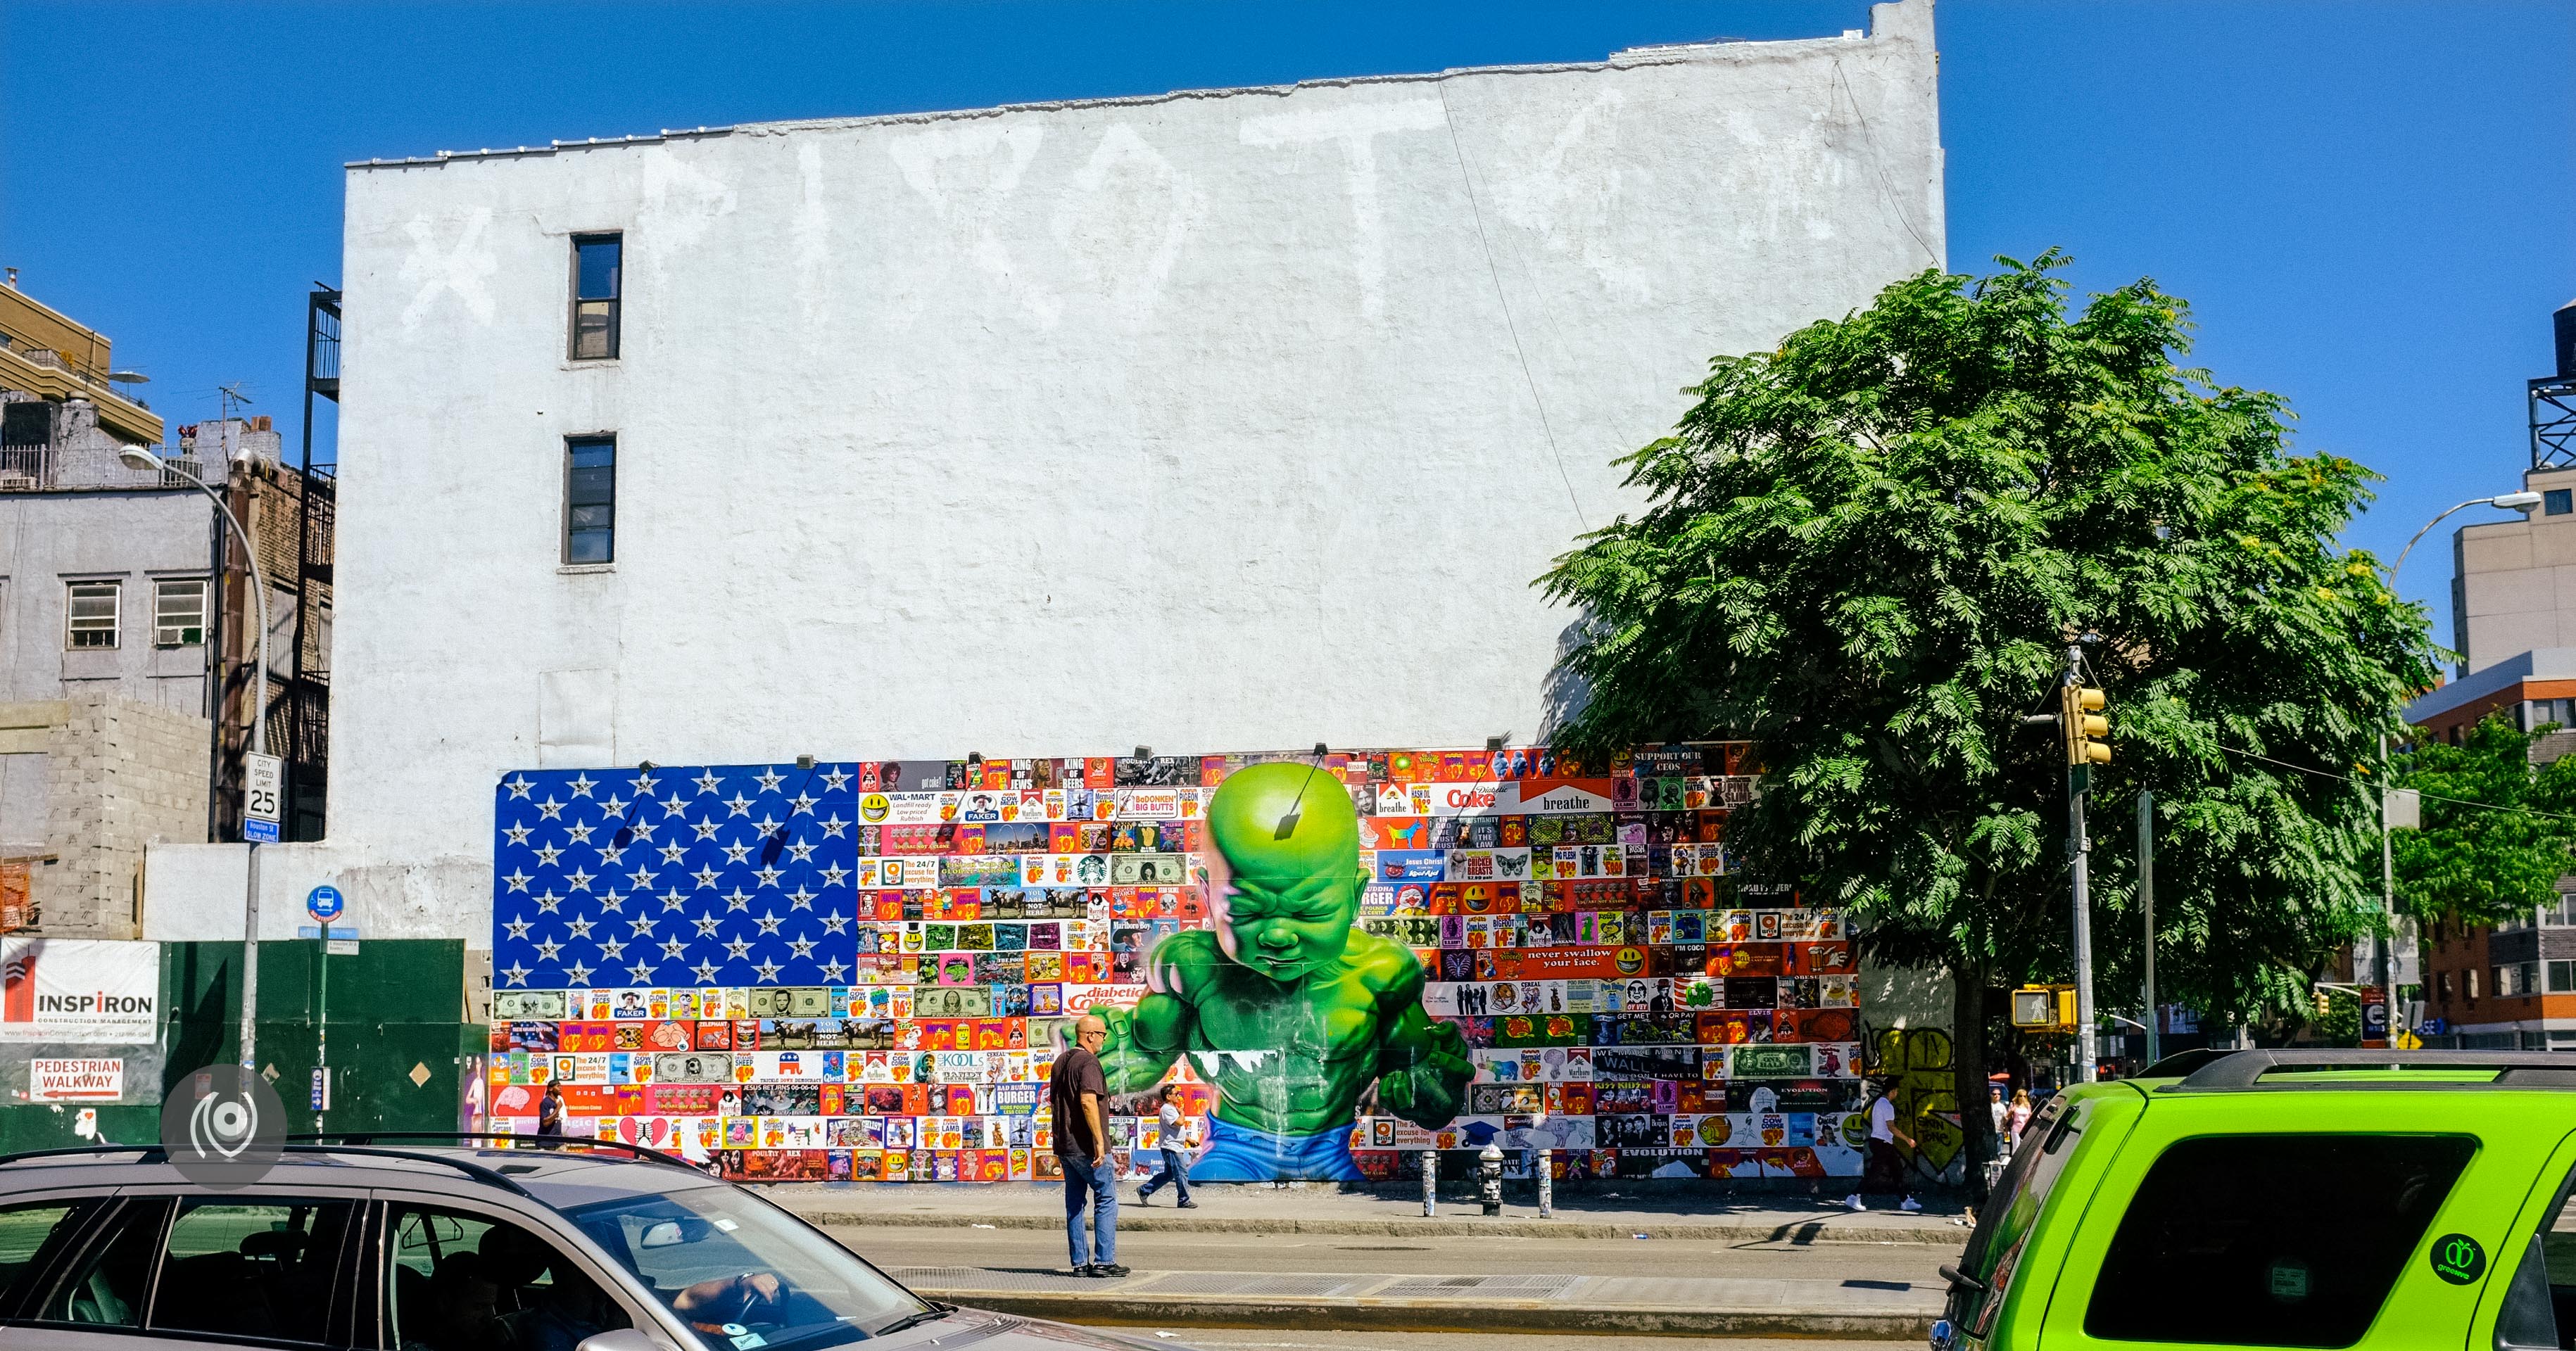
[[2417, 894, 2576, 1051]]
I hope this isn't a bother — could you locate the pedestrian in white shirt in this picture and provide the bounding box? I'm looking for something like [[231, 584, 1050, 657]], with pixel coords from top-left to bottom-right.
[[1135, 1084, 1197, 1208], [1845, 1074, 1921, 1213]]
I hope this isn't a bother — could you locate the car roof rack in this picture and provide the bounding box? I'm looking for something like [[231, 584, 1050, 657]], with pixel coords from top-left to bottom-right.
[[0, 1141, 535, 1198], [2138, 1048, 2236, 1079], [2171, 1048, 2576, 1091], [289, 1131, 703, 1175]]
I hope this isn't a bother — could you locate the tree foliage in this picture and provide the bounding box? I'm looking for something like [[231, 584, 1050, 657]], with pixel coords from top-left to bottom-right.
[[2394, 713, 2576, 925], [1539, 255, 2437, 1160]]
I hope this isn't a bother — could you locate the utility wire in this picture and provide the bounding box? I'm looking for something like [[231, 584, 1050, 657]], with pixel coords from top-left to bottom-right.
[[1436, 84, 1587, 533], [2221, 742, 2576, 827]]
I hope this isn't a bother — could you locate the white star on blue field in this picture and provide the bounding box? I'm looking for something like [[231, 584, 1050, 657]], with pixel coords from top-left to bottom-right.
[[493, 762, 859, 989]]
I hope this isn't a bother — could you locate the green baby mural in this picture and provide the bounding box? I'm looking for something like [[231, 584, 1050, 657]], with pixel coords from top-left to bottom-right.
[[1099, 761, 1474, 1179]]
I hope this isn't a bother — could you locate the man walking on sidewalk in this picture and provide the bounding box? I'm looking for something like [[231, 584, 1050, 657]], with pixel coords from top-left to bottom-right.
[[1050, 1015, 1128, 1277], [1136, 1084, 1197, 1208], [1846, 1074, 1921, 1213]]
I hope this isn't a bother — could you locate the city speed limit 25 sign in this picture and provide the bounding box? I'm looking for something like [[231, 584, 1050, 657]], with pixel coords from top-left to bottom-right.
[[243, 752, 283, 844]]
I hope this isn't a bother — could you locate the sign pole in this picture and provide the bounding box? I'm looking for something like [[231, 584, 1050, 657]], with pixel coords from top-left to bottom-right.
[[2066, 645, 2098, 1084], [304, 884, 345, 1128], [313, 927, 328, 1130], [2139, 790, 2157, 1066], [241, 842, 261, 1075]]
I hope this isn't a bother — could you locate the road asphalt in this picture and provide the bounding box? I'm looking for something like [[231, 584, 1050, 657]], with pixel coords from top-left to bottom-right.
[[1170, 1331, 1904, 1351]]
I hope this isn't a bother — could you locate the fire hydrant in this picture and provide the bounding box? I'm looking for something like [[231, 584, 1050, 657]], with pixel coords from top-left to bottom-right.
[[1477, 1142, 1505, 1217]]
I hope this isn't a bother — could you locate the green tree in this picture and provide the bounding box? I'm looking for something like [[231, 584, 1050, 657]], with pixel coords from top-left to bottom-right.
[[2394, 712, 2576, 926], [1539, 255, 2438, 1187]]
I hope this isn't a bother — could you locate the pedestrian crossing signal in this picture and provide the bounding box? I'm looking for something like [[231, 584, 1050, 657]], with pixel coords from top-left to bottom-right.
[[2011, 984, 2078, 1032]]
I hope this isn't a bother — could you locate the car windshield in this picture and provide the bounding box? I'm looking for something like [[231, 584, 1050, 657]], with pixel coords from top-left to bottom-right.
[[564, 1188, 928, 1351]]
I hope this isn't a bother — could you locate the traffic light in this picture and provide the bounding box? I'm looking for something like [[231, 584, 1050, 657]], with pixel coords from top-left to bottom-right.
[[2011, 985, 2080, 1032], [2064, 686, 2111, 766], [2313, 988, 2333, 1018]]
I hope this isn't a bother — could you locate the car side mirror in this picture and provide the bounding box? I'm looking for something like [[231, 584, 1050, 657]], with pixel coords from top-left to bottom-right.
[[575, 1330, 672, 1351], [638, 1221, 686, 1248]]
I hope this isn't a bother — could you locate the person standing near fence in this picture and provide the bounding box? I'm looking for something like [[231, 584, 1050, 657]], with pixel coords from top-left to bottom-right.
[[538, 1082, 566, 1140], [1136, 1084, 1197, 1208]]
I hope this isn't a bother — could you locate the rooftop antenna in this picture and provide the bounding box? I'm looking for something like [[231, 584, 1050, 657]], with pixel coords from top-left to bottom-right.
[[217, 384, 255, 461]]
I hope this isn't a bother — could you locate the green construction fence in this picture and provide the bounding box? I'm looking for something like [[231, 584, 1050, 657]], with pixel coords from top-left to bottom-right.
[[0, 939, 480, 1154]]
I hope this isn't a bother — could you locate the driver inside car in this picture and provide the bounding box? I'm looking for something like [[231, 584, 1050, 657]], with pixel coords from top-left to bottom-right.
[[674, 1270, 794, 1331]]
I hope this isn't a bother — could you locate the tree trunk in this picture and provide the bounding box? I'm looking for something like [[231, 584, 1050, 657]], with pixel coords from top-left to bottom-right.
[[1952, 952, 1993, 1205]]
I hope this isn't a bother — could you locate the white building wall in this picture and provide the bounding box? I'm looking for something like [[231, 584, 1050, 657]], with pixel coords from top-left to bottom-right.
[[2453, 464, 2576, 674], [238, 1, 1943, 941]]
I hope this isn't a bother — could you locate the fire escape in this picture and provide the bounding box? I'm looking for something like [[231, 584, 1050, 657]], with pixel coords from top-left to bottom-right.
[[206, 288, 337, 842], [286, 288, 339, 839]]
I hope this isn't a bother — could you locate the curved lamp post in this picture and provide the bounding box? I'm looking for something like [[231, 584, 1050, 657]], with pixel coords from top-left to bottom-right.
[[121, 445, 271, 1077], [2380, 489, 2544, 1044]]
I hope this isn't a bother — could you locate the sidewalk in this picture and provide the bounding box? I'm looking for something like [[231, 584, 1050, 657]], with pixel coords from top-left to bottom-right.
[[772, 1181, 1971, 1245], [881, 1264, 1943, 1339]]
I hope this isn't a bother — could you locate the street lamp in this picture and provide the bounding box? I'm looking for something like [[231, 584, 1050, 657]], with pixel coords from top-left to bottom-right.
[[120, 444, 271, 1077], [2377, 489, 2544, 1046]]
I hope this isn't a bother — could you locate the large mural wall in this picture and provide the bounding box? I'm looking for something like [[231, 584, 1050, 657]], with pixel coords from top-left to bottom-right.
[[486, 744, 1871, 1181]]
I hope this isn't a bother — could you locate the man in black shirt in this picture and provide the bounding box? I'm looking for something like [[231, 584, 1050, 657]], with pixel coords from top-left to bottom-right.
[[1049, 1015, 1125, 1276]]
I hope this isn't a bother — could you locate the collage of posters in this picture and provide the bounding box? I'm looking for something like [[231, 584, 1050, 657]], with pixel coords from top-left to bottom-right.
[[488, 744, 1871, 1182]]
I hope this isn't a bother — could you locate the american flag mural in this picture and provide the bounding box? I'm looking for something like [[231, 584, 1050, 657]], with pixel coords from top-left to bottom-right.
[[487, 746, 1881, 1185], [493, 763, 861, 991]]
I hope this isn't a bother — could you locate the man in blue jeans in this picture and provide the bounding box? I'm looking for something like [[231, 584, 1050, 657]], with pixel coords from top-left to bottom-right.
[[1049, 1015, 1125, 1277]]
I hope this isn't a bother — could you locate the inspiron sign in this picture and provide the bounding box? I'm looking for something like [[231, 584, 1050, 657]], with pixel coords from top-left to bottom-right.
[[0, 939, 159, 1044]]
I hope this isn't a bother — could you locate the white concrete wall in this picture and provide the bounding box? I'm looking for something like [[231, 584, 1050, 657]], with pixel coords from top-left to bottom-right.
[[270, 1, 1943, 941]]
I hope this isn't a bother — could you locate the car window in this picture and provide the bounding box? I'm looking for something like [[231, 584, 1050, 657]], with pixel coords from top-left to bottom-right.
[[2083, 1134, 2476, 1347], [151, 1199, 356, 1343], [0, 1200, 101, 1310], [1947, 1095, 2089, 1338], [384, 1202, 629, 1351], [2494, 1164, 2575, 1351], [37, 1200, 164, 1327], [567, 1188, 924, 1351], [2548, 1174, 2575, 1290]]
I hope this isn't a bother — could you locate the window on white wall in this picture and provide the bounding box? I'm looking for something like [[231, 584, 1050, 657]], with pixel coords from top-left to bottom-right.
[[153, 578, 206, 647], [571, 234, 622, 360], [564, 436, 616, 564], [65, 581, 118, 649]]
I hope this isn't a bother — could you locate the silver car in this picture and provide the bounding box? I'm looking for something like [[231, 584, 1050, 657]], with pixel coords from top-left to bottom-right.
[[0, 1138, 1167, 1351]]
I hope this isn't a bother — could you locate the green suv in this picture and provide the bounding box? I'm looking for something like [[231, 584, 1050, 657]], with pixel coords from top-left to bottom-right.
[[1933, 1049, 2576, 1351]]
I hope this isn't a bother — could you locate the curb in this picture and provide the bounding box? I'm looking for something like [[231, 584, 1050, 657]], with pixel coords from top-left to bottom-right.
[[923, 1289, 1937, 1340], [804, 1210, 1968, 1247]]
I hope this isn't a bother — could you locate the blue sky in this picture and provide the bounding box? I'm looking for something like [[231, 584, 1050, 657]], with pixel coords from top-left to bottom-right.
[[4, 1, 2570, 640]]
